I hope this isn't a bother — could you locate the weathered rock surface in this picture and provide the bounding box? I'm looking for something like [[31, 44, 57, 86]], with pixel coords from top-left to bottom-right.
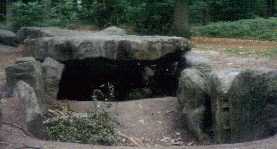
[[177, 68, 211, 141], [184, 51, 212, 73], [177, 52, 214, 141], [42, 57, 64, 102], [17, 26, 127, 43], [14, 81, 47, 138], [226, 70, 277, 143], [17, 27, 93, 42], [209, 69, 241, 143], [98, 26, 127, 35], [24, 35, 190, 61], [14, 81, 47, 121], [5, 57, 45, 103], [183, 51, 210, 67], [0, 29, 17, 46], [178, 52, 277, 143], [18, 26, 190, 61]]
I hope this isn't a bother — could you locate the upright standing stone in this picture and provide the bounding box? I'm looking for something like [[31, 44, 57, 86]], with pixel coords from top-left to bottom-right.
[[42, 57, 64, 102], [14, 81, 47, 138], [177, 68, 211, 141], [211, 70, 277, 143], [209, 69, 240, 143], [5, 57, 45, 104], [228, 70, 277, 143]]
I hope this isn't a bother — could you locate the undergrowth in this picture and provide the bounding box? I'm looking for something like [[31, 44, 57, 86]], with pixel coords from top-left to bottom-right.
[[192, 18, 277, 41], [43, 102, 118, 145]]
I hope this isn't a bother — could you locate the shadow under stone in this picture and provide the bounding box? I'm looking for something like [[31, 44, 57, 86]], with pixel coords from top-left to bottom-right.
[[57, 52, 184, 101]]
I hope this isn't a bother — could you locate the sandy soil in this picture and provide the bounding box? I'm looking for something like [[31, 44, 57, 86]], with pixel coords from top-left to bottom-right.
[[192, 37, 277, 71]]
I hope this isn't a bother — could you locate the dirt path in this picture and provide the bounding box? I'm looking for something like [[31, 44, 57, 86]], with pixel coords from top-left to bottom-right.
[[2, 97, 277, 149], [192, 37, 277, 71], [66, 97, 194, 146], [192, 37, 277, 51]]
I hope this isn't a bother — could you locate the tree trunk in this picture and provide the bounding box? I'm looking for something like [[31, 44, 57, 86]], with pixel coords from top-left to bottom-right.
[[172, 0, 190, 38], [273, 0, 276, 16], [0, 0, 7, 21], [266, 0, 275, 17]]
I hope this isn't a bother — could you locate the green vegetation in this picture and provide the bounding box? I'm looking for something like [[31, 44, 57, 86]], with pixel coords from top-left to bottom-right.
[[7, 0, 190, 36], [264, 48, 277, 58], [192, 18, 277, 41], [1, 0, 276, 38], [44, 105, 118, 145], [189, 0, 276, 24], [9, 0, 79, 30], [223, 47, 277, 58]]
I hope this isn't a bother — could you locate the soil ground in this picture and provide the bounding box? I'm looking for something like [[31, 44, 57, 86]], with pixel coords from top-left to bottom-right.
[[0, 37, 277, 149], [192, 37, 277, 71]]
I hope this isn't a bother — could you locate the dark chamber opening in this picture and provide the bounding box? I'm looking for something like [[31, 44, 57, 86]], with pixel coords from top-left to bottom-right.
[[57, 52, 184, 101]]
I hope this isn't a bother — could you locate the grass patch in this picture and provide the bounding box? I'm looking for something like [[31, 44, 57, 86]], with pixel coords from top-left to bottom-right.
[[263, 48, 277, 58], [224, 48, 277, 58], [192, 18, 277, 41], [44, 104, 118, 145]]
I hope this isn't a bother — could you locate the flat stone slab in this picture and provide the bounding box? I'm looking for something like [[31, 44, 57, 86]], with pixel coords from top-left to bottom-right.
[[17, 26, 126, 43], [24, 34, 191, 61], [17, 27, 99, 42]]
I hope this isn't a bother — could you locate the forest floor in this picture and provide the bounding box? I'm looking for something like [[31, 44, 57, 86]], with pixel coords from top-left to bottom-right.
[[0, 37, 277, 149]]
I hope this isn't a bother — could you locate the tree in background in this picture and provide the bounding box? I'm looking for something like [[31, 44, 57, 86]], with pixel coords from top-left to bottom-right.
[[173, 0, 190, 37], [79, 0, 128, 28], [0, 0, 7, 21], [7, 0, 277, 35], [132, 0, 175, 35], [266, 0, 276, 17], [207, 0, 256, 21]]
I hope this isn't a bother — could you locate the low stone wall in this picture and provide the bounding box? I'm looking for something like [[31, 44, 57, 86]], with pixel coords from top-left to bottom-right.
[[177, 52, 277, 143]]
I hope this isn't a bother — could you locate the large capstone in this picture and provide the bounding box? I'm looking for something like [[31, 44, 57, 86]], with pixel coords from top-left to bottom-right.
[[18, 27, 190, 101], [24, 35, 190, 62], [5, 57, 46, 103], [17, 27, 95, 43], [17, 26, 127, 43], [20, 27, 190, 62]]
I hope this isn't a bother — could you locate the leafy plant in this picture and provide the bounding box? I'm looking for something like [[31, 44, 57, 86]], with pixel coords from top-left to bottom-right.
[[44, 104, 118, 145], [10, 1, 46, 30]]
